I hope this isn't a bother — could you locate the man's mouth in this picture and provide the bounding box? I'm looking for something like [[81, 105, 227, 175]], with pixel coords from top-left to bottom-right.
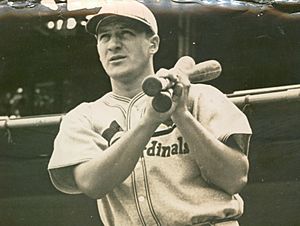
[[109, 55, 127, 63]]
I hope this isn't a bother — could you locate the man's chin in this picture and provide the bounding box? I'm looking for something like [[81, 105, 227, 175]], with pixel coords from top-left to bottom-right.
[[108, 68, 133, 80]]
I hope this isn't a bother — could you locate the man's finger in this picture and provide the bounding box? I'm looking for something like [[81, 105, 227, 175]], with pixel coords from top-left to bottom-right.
[[173, 83, 183, 97]]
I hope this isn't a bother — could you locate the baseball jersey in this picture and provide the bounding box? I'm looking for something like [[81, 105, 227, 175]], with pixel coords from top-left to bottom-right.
[[48, 84, 252, 226]]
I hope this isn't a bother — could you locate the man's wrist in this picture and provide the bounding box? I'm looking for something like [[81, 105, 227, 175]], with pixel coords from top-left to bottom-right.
[[171, 109, 191, 124], [140, 114, 162, 130]]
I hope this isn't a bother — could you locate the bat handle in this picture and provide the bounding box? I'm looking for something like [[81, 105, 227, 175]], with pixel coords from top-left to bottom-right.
[[152, 89, 173, 113]]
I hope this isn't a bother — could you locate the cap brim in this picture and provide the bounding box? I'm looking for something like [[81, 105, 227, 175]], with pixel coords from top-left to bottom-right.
[[85, 13, 108, 35]]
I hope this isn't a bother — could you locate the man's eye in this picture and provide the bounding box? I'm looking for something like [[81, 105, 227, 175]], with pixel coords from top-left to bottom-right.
[[99, 34, 109, 41], [122, 30, 134, 36]]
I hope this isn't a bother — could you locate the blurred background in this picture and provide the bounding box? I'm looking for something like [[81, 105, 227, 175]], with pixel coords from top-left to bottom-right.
[[0, 0, 300, 226]]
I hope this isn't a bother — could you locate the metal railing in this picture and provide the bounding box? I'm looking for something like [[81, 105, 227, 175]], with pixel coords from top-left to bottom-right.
[[0, 84, 299, 129]]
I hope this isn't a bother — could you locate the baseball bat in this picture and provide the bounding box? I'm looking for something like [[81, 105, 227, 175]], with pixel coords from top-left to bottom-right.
[[142, 57, 222, 97], [150, 56, 195, 112], [144, 56, 222, 112]]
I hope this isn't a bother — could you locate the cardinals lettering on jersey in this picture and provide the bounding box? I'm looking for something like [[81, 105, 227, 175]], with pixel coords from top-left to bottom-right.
[[145, 136, 190, 157]]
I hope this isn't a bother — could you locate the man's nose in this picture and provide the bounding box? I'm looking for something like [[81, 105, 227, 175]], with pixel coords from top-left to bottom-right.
[[107, 35, 122, 50]]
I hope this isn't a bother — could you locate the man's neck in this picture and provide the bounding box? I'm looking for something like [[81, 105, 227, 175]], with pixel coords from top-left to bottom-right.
[[110, 75, 146, 98], [110, 67, 155, 99], [112, 86, 142, 99]]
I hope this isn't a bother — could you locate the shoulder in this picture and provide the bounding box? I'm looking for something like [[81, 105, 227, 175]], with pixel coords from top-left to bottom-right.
[[65, 93, 111, 118], [61, 93, 118, 131], [64, 102, 92, 121], [189, 84, 225, 98], [188, 84, 229, 109], [188, 84, 252, 145], [61, 95, 106, 127], [188, 84, 245, 124], [57, 103, 92, 134]]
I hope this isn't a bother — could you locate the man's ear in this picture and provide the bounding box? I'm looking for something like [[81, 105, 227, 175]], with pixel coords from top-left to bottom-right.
[[149, 35, 160, 55]]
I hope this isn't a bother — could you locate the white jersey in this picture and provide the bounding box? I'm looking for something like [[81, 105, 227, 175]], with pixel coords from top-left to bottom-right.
[[48, 84, 252, 226]]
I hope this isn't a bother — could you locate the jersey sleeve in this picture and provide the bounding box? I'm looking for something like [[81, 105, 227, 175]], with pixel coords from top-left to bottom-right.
[[190, 84, 252, 155], [47, 103, 108, 194]]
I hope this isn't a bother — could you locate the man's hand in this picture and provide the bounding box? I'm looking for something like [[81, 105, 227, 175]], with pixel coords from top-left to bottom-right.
[[171, 67, 191, 116], [146, 67, 191, 119]]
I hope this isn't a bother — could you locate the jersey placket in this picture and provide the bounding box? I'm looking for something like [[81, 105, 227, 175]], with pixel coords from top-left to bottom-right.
[[127, 93, 161, 226]]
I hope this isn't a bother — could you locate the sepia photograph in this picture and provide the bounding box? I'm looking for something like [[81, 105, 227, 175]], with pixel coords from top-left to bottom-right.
[[0, 0, 299, 225]]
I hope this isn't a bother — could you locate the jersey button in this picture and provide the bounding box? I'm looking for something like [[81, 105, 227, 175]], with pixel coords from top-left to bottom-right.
[[138, 196, 145, 202]]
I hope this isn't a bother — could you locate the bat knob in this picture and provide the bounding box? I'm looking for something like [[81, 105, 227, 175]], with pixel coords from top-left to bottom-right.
[[142, 76, 163, 97], [152, 91, 172, 113]]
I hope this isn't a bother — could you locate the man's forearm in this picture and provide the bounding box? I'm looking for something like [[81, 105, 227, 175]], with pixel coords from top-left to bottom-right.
[[172, 110, 249, 195], [73, 118, 160, 199]]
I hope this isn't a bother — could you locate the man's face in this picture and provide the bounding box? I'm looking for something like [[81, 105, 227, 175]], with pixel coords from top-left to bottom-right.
[[96, 18, 154, 82]]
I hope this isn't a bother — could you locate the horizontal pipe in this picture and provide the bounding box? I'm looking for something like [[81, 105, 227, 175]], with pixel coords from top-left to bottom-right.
[[0, 87, 299, 129], [227, 84, 300, 97], [230, 88, 300, 107], [0, 115, 64, 129]]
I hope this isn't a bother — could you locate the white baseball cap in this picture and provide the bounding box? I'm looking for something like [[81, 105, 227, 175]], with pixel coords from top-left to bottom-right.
[[85, 0, 158, 36]]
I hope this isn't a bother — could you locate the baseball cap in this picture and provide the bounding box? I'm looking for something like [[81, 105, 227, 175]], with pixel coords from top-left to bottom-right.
[[85, 0, 158, 36]]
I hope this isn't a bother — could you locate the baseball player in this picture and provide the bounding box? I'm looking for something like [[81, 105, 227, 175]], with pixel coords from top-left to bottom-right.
[[48, 1, 252, 225]]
